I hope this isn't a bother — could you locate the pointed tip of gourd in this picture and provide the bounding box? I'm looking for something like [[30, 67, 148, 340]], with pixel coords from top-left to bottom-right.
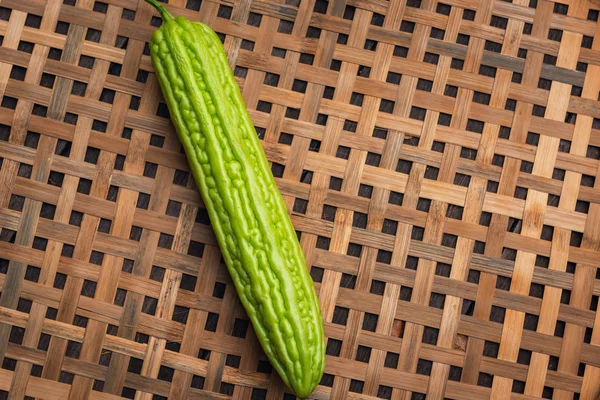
[[144, 0, 175, 23]]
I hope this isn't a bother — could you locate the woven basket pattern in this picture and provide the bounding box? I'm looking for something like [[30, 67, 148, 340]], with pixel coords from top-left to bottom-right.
[[1, 0, 600, 399]]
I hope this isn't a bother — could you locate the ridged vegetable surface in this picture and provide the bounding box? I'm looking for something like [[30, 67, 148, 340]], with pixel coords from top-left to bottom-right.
[[144, 0, 325, 397]]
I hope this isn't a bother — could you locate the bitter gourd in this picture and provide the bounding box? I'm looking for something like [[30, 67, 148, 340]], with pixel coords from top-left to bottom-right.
[[144, 0, 325, 397]]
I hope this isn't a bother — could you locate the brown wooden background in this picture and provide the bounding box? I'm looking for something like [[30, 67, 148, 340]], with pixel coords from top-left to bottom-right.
[[1, 0, 600, 398]]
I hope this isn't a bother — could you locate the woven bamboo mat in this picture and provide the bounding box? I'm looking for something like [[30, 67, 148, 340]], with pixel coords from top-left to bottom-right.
[[0, 0, 600, 398]]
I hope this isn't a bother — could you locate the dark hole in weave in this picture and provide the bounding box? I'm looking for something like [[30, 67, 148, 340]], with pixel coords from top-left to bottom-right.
[[8, 194, 24, 213], [65, 340, 81, 359], [23, 264, 40, 283], [128, 95, 141, 111], [577, 199, 590, 214], [584, 326, 594, 344], [319, 373, 334, 387], [510, 71, 523, 85], [333, 306, 349, 325], [591, 295, 598, 312], [512, 380, 526, 394], [343, 5, 356, 19], [478, 212, 492, 228], [362, 313, 378, 332], [316, 236, 330, 250], [79, 279, 97, 299], [156, 365, 174, 383], [473, 90, 490, 105], [262, 72, 280, 88], [203, 313, 218, 332], [312, 0, 328, 14], [142, 296, 158, 315], [352, 212, 367, 229], [496, 274, 512, 293], [405, 256, 418, 272], [364, 39, 378, 51], [326, 176, 342, 191], [446, 202, 465, 221], [535, 254, 549, 268], [540, 386, 555, 399], [231, 318, 250, 339], [125, 357, 144, 375], [40, 202, 56, 220], [340, 273, 357, 289], [111, 288, 126, 307], [59, 371, 74, 384], [9, 326, 24, 345], [1, 95, 17, 110], [105, 185, 119, 202], [17, 298, 33, 314], [18, 163, 32, 179], [246, 11, 262, 27], [419, 327, 438, 346], [241, 39, 255, 51], [17, 41, 35, 55], [377, 249, 392, 265], [277, 19, 294, 36], [251, 388, 267, 400], [429, 293, 446, 310], [490, 306, 506, 324], [578, 362, 587, 378], [307, 267, 324, 285], [483, 340, 499, 359], [258, 100, 273, 113], [179, 273, 197, 293], [347, 243, 363, 258], [459, 147, 476, 160], [121, 387, 136, 399], [189, 375, 205, 390], [350, 92, 364, 107], [409, 106, 426, 121], [430, 27, 445, 39], [416, 359, 432, 377], [278, 132, 294, 146], [476, 372, 493, 387], [92, 1, 108, 13], [301, 169, 313, 184], [326, 338, 342, 356], [10, 65, 26, 82], [158, 233, 174, 249], [434, 262, 451, 278], [0, 6, 11, 21], [286, 107, 301, 119], [257, 360, 272, 374], [381, 351, 400, 370], [371, 12, 385, 26], [547, 28, 563, 43], [381, 219, 399, 237], [523, 313, 539, 331], [306, 26, 321, 39], [349, 379, 364, 393], [133, 332, 149, 345], [554, 320, 565, 337], [55, 20, 70, 35], [441, 233, 458, 248], [51, 272, 68, 291], [399, 20, 415, 34], [436, 2, 451, 15], [462, 299, 475, 316], [220, 383, 234, 396]]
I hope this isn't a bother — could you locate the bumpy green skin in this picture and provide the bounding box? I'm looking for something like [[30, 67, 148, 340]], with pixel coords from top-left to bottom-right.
[[144, 1, 325, 397]]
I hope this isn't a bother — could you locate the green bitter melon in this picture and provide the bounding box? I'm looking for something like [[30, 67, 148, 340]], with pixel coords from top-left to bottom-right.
[[144, 1, 325, 397]]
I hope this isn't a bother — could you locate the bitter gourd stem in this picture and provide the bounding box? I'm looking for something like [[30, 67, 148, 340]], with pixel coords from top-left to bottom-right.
[[144, 0, 174, 23]]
